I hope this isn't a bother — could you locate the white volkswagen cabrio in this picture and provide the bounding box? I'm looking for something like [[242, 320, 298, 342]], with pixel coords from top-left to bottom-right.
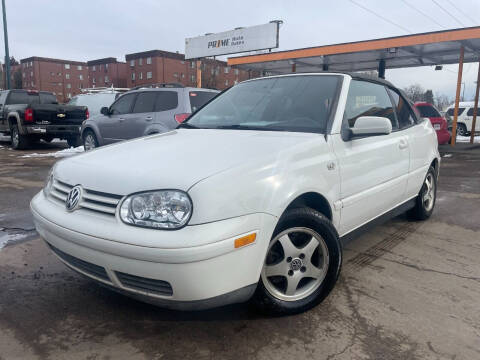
[[31, 73, 440, 314]]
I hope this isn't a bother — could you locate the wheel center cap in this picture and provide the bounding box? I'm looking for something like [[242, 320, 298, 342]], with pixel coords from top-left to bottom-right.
[[290, 258, 303, 271]]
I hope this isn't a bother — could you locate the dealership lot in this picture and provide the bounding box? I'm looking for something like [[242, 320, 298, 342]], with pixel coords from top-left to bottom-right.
[[0, 139, 479, 359]]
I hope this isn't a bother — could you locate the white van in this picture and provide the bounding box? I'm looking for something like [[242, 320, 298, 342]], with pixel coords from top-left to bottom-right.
[[445, 101, 480, 136]]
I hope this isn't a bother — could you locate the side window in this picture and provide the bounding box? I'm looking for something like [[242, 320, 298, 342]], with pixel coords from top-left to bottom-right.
[[387, 89, 415, 129], [110, 94, 136, 115], [155, 91, 178, 112], [343, 80, 398, 130], [132, 92, 157, 113], [466, 107, 480, 116]]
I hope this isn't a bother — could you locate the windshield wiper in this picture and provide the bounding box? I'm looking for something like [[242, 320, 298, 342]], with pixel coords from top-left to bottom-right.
[[177, 122, 200, 129], [212, 124, 272, 131]]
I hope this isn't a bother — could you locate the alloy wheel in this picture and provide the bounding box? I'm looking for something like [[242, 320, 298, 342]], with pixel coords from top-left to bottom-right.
[[261, 227, 330, 302], [11, 127, 19, 148], [84, 134, 96, 150], [422, 172, 435, 212]]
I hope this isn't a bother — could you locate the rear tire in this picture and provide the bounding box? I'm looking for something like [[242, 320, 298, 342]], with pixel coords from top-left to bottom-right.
[[456, 123, 468, 137], [67, 135, 82, 148], [252, 207, 342, 315], [407, 166, 437, 221], [82, 130, 98, 151], [10, 123, 30, 150]]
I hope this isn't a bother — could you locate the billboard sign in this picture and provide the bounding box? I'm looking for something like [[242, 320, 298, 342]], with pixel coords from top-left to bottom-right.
[[185, 22, 279, 59]]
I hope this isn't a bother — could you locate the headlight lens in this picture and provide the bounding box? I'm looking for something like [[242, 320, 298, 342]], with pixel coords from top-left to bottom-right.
[[120, 190, 192, 229], [43, 167, 54, 196]]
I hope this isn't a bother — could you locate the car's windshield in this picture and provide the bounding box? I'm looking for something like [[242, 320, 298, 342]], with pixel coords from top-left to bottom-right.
[[185, 75, 341, 133], [67, 93, 117, 115]]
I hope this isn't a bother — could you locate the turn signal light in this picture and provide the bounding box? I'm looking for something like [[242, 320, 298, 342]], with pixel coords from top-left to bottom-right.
[[234, 233, 257, 249]]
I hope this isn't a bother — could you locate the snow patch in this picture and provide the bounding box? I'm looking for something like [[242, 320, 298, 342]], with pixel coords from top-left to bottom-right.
[[0, 231, 29, 249], [443, 154, 452, 158], [456, 135, 480, 143], [20, 146, 84, 158]]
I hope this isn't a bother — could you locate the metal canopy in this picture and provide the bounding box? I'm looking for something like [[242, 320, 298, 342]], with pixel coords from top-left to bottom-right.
[[228, 27, 480, 74]]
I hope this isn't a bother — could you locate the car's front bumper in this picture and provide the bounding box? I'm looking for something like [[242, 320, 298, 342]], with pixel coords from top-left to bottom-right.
[[31, 192, 277, 310]]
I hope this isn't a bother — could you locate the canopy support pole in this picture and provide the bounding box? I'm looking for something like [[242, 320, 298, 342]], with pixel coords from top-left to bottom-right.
[[196, 60, 202, 88], [451, 46, 465, 147], [378, 59, 385, 79], [470, 61, 480, 144]]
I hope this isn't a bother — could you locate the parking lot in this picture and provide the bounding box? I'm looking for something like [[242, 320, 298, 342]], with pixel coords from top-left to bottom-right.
[[0, 138, 478, 360]]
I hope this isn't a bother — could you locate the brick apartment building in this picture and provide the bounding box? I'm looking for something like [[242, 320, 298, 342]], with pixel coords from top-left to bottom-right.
[[87, 57, 127, 88], [20, 57, 89, 102], [125, 50, 254, 90]]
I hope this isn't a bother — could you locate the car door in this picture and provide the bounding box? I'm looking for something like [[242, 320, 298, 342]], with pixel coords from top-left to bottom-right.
[[97, 93, 136, 143], [153, 90, 180, 131], [332, 80, 410, 236], [121, 91, 157, 139]]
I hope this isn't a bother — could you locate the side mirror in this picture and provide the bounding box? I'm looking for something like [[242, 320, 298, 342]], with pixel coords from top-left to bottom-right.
[[350, 116, 392, 138], [100, 107, 110, 116]]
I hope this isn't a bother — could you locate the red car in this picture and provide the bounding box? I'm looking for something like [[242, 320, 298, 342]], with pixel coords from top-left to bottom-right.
[[414, 102, 451, 145]]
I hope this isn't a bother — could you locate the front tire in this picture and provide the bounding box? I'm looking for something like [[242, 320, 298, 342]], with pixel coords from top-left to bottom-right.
[[408, 166, 437, 220], [253, 208, 342, 315]]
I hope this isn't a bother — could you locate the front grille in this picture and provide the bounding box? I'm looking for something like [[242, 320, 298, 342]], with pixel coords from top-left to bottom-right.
[[116, 272, 173, 297], [48, 243, 110, 282], [49, 179, 122, 216]]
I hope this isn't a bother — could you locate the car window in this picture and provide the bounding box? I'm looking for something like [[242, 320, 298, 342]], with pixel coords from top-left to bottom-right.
[[187, 75, 341, 133], [447, 107, 465, 116], [132, 92, 157, 113], [155, 91, 178, 112], [415, 104, 441, 118], [189, 91, 218, 112], [39, 93, 58, 104], [110, 93, 136, 115], [343, 80, 397, 129], [388, 88, 415, 128], [6, 91, 40, 105], [67, 94, 116, 115], [466, 107, 480, 116]]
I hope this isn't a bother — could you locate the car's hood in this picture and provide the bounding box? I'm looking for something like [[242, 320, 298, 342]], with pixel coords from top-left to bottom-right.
[[55, 129, 320, 195]]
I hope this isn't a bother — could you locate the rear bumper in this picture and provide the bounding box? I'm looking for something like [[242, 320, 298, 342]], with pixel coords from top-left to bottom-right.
[[25, 124, 82, 136], [435, 129, 451, 145]]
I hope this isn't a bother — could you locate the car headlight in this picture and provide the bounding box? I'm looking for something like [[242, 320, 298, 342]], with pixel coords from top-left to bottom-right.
[[120, 190, 192, 229], [43, 167, 55, 196]]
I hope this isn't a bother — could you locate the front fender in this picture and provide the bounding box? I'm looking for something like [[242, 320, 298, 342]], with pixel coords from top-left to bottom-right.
[[81, 120, 106, 146], [187, 137, 341, 228]]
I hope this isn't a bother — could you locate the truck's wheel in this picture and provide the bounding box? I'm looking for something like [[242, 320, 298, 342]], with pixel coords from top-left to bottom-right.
[[10, 123, 30, 150], [67, 135, 81, 148], [252, 207, 342, 315], [407, 166, 437, 221], [83, 130, 98, 151]]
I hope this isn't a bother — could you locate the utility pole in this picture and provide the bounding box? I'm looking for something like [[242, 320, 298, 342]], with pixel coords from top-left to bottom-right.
[[2, 0, 10, 89]]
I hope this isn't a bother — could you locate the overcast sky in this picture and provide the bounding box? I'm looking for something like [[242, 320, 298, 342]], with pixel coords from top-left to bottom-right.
[[3, 0, 480, 102]]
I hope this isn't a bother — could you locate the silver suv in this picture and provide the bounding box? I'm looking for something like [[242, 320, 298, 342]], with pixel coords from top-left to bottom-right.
[[81, 84, 219, 150]]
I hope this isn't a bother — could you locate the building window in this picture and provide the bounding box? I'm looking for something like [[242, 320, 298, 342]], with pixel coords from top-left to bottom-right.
[[92, 65, 96, 71], [139, 72, 143, 80], [66, 83, 71, 89], [181, 60, 185, 65], [53, 92, 56, 95], [30, 71, 33, 77], [131, 73, 135, 81], [105, 63, 109, 69], [99, 65, 103, 71], [65, 64, 70, 69], [67, 93, 72, 98], [79, 74, 83, 80], [31, 81, 34, 87], [77, 65, 82, 70], [146, 57, 152, 65], [173, 72, 178, 78], [234, 80, 238, 85], [22, 73, 25, 78], [50, 72, 54, 76], [130, 60, 135, 67], [224, 67, 230, 74], [215, 68, 219, 75], [105, 76, 109, 83], [29, 61, 33, 67], [225, 79, 229, 86], [190, 74, 195, 83], [65, 73, 70, 79], [92, 77, 96, 84], [57, 72, 61, 76], [181, 73, 185, 78], [190, 61, 195, 69], [234, 69, 239, 75], [139, 58, 143, 66], [146, 71, 152, 79], [211, 68, 214, 75]]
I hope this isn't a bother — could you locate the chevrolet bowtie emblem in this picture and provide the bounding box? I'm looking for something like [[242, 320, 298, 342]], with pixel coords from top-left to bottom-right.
[[57, 113, 66, 118]]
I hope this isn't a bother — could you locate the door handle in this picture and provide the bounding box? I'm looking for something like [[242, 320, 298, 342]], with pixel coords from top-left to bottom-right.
[[399, 139, 408, 149], [145, 116, 153, 121], [118, 118, 125, 122]]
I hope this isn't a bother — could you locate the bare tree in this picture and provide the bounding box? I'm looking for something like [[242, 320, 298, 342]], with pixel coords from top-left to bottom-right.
[[403, 84, 425, 102], [434, 94, 451, 111]]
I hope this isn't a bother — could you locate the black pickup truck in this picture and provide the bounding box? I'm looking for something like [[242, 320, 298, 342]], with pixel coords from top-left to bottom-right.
[[0, 89, 88, 149]]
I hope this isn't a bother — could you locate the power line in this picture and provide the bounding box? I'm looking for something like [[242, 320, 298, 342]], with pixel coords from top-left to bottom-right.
[[431, 0, 466, 27], [443, 0, 477, 26], [348, 0, 412, 34], [400, 0, 446, 29]]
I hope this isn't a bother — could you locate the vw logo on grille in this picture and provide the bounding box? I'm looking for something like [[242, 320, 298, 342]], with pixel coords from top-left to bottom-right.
[[65, 185, 82, 211]]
